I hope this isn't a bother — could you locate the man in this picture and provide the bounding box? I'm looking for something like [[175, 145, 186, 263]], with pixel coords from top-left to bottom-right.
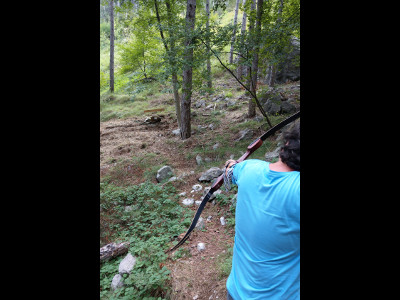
[[224, 120, 300, 300]]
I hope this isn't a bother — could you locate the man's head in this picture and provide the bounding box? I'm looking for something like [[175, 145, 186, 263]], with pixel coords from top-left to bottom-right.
[[280, 119, 300, 171]]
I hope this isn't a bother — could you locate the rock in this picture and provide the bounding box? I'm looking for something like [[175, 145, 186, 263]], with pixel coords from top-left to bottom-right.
[[111, 274, 124, 290], [208, 124, 214, 130], [235, 129, 253, 141], [144, 116, 161, 124], [192, 184, 203, 191], [212, 143, 220, 150], [196, 154, 203, 165], [156, 166, 174, 182], [220, 217, 226, 226], [202, 187, 222, 201], [195, 200, 202, 206], [281, 101, 296, 114], [118, 253, 136, 275], [265, 147, 281, 161], [196, 217, 205, 230], [207, 216, 213, 222], [124, 206, 133, 212], [172, 128, 180, 136], [198, 167, 223, 182], [182, 198, 195, 206], [197, 242, 206, 251], [195, 100, 206, 108], [226, 100, 237, 107], [178, 192, 187, 197]]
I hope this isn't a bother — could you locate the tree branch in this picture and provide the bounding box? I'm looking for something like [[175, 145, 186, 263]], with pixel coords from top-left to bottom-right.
[[198, 37, 272, 128]]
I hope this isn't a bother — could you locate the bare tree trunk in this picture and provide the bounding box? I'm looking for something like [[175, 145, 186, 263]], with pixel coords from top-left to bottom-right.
[[246, 0, 256, 117], [229, 0, 241, 64], [109, 0, 115, 93], [206, 0, 212, 90], [180, 0, 197, 140], [237, 0, 247, 80]]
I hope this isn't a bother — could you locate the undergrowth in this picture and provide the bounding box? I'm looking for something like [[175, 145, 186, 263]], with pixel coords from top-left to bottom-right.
[[100, 181, 192, 299]]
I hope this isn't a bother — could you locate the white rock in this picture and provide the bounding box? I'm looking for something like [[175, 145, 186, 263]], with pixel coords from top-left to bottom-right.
[[182, 198, 195, 206], [195, 217, 205, 230], [111, 274, 124, 290], [118, 253, 136, 275], [192, 184, 203, 191], [220, 217, 226, 226], [197, 242, 206, 251], [195, 200, 202, 206]]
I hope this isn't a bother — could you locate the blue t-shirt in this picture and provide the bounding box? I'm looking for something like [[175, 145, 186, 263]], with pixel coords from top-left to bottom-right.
[[226, 159, 300, 300]]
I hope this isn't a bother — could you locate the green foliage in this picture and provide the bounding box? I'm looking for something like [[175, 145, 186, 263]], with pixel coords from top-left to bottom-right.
[[100, 181, 192, 299], [117, 9, 163, 81]]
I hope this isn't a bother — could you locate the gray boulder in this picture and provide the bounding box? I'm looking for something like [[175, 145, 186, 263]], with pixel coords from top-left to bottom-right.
[[281, 101, 296, 114], [111, 274, 124, 290], [195, 217, 205, 230], [156, 166, 174, 182], [118, 253, 137, 275], [198, 167, 223, 182], [235, 129, 254, 141], [265, 147, 281, 161]]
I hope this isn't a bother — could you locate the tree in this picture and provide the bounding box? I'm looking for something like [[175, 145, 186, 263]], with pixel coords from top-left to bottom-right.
[[250, 0, 263, 98], [229, 0, 241, 64], [109, 0, 115, 92], [154, 0, 183, 129], [205, 0, 212, 90], [267, 0, 284, 87], [118, 16, 162, 81], [246, 0, 256, 117], [237, 0, 247, 80], [180, 0, 197, 139]]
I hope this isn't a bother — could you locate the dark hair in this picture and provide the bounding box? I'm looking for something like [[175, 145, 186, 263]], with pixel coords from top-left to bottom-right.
[[280, 120, 300, 171]]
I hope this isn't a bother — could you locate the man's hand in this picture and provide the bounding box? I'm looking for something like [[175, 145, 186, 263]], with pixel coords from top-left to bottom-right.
[[224, 159, 238, 176]]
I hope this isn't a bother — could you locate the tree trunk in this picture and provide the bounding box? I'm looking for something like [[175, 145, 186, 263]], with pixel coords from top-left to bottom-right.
[[180, 0, 197, 140], [206, 0, 212, 90], [268, 0, 283, 88], [237, 0, 247, 80], [154, 0, 182, 129], [246, 0, 256, 117], [166, 0, 182, 128], [109, 0, 115, 93], [229, 0, 241, 64], [100, 242, 129, 262]]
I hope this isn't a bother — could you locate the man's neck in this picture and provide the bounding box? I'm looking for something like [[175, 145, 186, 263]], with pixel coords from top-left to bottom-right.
[[269, 159, 295, 172]]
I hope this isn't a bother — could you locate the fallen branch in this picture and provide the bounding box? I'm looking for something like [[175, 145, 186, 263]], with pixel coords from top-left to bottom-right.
[[100, 242, 130, 263]]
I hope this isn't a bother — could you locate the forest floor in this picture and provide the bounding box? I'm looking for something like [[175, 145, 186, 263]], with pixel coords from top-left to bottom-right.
[[100, 75, 300, 300]]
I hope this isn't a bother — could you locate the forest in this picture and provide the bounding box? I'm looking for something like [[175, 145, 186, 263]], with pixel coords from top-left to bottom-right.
[[100, 0, 300, 299]]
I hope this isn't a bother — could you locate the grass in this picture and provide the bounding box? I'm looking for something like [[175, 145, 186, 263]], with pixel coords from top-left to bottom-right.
[[101, 153, 170, 187]]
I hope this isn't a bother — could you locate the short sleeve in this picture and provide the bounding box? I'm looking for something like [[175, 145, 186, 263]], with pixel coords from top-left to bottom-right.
[[232, 160, 248, 185]]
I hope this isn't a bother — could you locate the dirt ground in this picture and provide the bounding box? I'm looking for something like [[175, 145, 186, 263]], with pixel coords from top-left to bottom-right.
[[100, 78, 300, 299]]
